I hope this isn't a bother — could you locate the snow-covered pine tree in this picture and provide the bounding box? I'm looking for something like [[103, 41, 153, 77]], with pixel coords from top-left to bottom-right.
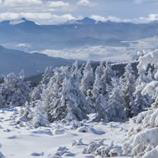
[[92, 94, 108, 122], [41, 66, 55, 85], [121, 63, 136, 118], [0, 73, 31, 108], [60, 74, 88, 121], [92, 62, 105, 97], [71, 61, 82, 84], [30, 84, 43, 104], [80, 61, 94, 96], [133, 88, 150, 116], [103, 62, 114, 85], [131, 68, 153, 116], [92, 61, 113, 121], [41, 66, 69, 122], [32, 100, 49, 128], [30, 64, 90, 124], [107, 78, 127, 122]]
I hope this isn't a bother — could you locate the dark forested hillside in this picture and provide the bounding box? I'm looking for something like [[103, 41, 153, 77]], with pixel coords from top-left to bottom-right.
[[0, 45, 73, 76]]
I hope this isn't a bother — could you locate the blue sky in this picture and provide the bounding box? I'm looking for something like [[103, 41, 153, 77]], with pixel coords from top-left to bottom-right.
[[0, 0, 158, 24]]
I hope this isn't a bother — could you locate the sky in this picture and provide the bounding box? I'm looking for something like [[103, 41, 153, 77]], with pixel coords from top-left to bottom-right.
[[0, 0, 158, 24]]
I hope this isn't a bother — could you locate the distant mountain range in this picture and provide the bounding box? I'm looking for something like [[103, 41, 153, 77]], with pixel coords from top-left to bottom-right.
[[0, 45, 73, 76], [0, 17, 158, 76], [1, 17, 158, 51]]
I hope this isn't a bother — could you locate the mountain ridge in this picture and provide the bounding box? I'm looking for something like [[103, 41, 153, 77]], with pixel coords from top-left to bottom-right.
[[1, 17, 158, 51], [0, 45, 74, 76]]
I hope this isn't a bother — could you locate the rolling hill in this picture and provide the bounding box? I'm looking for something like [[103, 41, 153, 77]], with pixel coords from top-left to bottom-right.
[[0, 45, 73, 76]]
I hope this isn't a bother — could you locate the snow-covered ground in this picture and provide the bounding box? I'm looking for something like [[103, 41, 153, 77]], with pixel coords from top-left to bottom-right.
[[0, 107, 130, 158], [1, 51, 158, 158]]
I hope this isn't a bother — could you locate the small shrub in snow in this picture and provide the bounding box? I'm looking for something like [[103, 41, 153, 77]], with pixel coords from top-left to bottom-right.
[[109, 146, 122, 157], [83, 140, 104, 155], [72, 138, 86, 146], [51, 146, 75, 158], [83, 139, 123, 158]]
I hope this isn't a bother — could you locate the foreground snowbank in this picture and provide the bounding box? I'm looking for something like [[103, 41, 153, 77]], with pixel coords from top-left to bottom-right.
[[0, 107, 130, 158], [123, 98, 158, 157], [137, 50, 158, 72]]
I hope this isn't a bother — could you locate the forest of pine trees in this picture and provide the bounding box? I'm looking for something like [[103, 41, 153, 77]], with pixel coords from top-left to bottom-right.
[[0, 60, 157, 127]]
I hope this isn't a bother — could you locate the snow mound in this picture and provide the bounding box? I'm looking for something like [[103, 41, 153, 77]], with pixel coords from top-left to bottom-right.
[[32, 129, 53, 136], [50, 146, 75, 158]]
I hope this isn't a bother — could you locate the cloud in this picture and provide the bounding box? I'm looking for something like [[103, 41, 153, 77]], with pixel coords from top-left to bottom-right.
[[77, 0, 91, 7], [40, 14, 77, 24], [41, 46, 133, 62], [90, 15, 122, 22], [139, 14, 158, 22], [2, 0, 42, 6], [0, 12, 78, 24], [48, 1, 69, 8], [0, 12, 158, 25], [90, 15, 132, 23], [134, 0, 158, 4], [0, 12, 51, 21], [0, 0, 157, 25]]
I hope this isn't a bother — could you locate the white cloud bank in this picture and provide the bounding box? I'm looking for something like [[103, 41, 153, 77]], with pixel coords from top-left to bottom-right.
[[139, 14, 158, 22], [0, 12, 78, 24], [77, 0, 90, 6], [0, 0, 157, 24], [41, 46, 134, 62], [90, 15, 130, 23], [48, 1, 69, 8], [1, 0, 42, 6], [134, 0, 158, 4], [1, 12, 158, 25]]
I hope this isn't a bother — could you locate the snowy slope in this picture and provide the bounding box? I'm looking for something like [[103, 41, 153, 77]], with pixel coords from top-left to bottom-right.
[[0, 107, 130, 158], [1, 51, 158, 158]]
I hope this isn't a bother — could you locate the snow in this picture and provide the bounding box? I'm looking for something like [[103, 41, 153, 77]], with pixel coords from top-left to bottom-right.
[[0, 107, 130, 158], [137, 50, 158, 72], [141, 81, 158, 98], [122, 96, 158, 157], [1, 51, 158, 158], [143, 147, 158, 158]]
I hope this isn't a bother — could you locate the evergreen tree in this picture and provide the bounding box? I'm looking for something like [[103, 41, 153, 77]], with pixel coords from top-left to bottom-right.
[[60, 75, 88, 121], [80, 61, 94, 96], [107, 78, 127, 121], [121, 64, 136, 118], [92, 62, 113, 121], [32, 100, 49, 128], [0, 73, 31, 108]]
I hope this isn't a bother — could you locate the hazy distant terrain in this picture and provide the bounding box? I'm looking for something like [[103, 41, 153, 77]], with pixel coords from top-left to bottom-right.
[[1, 18, 158, 52], [0, 45, 73, 76], [1, 18, 158, 76]]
